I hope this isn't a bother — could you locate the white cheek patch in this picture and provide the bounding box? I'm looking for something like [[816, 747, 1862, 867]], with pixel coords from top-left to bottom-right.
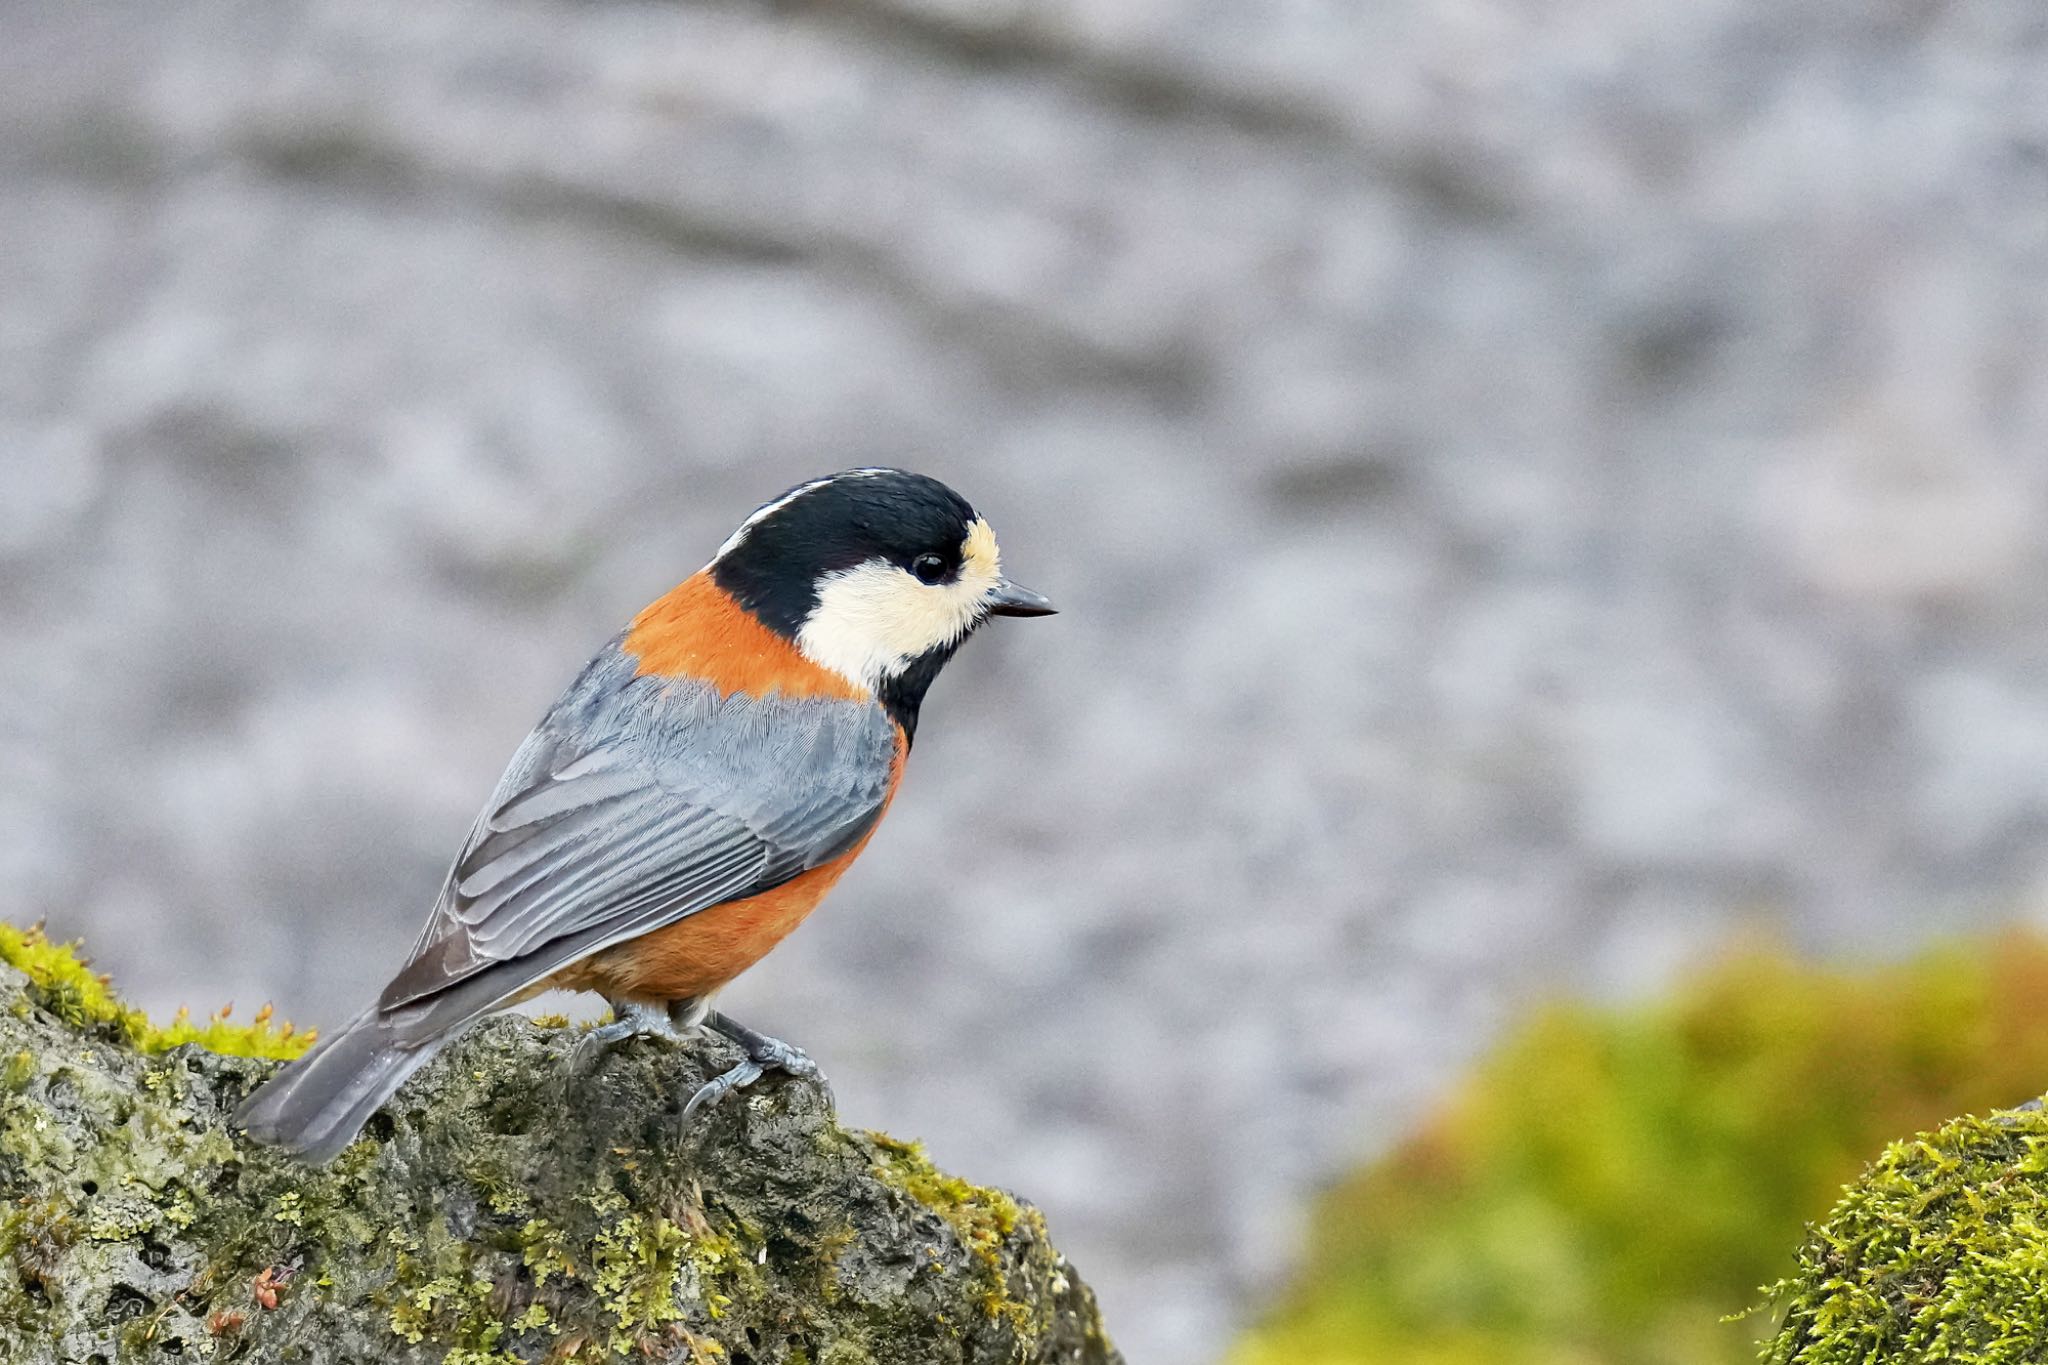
[[797, 563, 983, 690], [797, 519, 1005, 691]]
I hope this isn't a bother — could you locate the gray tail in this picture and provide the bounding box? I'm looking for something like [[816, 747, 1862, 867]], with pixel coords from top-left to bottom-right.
[[233, 1009, 441, 1164]]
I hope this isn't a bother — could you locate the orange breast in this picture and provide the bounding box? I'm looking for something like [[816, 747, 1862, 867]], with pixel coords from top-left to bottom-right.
[[622, 571, 865, 701]]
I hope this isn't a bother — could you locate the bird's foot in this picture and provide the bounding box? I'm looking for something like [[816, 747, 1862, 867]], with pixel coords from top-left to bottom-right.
[[570, 1000, 686, 1074], [682, 1011, 832, 1123]]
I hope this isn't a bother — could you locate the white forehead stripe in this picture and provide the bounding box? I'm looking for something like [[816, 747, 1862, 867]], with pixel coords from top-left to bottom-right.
[[710, 468, 898, 564]]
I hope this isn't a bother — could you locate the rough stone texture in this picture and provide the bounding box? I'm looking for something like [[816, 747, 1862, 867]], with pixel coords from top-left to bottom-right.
[[0, 954, 1117, 1364], [4, 2, 2048, 1359]]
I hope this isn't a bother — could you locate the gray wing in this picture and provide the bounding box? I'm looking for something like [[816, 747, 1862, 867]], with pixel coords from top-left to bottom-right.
[[375, 650, 898, 1041]]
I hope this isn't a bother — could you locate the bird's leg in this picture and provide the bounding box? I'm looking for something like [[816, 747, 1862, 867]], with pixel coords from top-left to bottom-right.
[[570, 998, 688, 1073], [682, 1011, 832, 1122], [667, 997, 712, 1033]]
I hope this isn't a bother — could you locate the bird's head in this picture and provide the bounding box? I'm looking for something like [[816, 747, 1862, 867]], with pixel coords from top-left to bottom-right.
[[707, 469, 1054, 720]]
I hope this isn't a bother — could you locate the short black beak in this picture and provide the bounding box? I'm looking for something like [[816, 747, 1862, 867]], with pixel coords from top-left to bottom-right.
[[985, 578, 1057, 618]]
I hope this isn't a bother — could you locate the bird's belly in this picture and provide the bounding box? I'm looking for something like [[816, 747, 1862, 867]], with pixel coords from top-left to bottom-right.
[[554, 855, 860, 1003]]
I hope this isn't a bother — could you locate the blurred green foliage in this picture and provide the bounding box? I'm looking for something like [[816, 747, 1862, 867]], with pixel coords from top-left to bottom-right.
[[1232, 934, 2048, 1365]]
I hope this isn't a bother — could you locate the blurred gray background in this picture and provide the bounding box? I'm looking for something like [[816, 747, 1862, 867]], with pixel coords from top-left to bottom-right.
[[5, 1, 2048, 1359]]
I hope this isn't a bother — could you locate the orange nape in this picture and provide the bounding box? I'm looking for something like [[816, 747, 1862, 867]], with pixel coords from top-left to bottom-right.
[[623, 572, 866, 700]]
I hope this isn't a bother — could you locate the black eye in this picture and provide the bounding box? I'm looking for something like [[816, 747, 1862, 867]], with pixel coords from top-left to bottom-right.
[[909, 553, 948, 585]]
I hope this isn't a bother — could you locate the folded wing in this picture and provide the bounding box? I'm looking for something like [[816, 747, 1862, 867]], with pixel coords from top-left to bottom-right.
[[376, 656, 898, 1042]]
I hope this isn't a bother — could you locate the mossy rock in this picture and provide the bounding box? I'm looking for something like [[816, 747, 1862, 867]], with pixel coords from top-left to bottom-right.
[[1232, 934, 2048, 1365], [0, 925, 1120, 1364], [1759, 1100, 2048, 1365]]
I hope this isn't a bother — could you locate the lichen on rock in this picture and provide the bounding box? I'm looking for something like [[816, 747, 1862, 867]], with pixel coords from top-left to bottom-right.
[[1758, 1099, 2048, 1365], [0, 927, 1120, 1364]]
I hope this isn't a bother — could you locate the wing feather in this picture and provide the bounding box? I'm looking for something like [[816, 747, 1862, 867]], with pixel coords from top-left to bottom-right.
[[453, 792, 640, 897], [461, 812, 752, 953], [375, 655, 896, 1023]]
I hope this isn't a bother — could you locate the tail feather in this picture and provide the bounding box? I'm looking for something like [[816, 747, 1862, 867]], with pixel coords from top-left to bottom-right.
[[234, 1010, 442, 1164]]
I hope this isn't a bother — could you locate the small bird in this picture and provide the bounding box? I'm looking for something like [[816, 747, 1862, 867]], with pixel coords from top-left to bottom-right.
[[236, 468, 1054, 1162]]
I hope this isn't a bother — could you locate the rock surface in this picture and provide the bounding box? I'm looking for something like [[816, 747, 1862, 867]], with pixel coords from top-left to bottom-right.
[[0, 941, 1118, 1365]]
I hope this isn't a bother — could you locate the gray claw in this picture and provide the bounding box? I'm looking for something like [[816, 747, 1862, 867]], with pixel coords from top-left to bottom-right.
[[570, 1001, 683, 1075], [750, 1036, 832, 1106], [681, 1012, 833, 1123], [682, 1059, 767, 1124]]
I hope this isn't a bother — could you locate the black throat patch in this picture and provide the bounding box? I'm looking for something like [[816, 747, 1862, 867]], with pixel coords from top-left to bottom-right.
[[875, 641, 963, 744]]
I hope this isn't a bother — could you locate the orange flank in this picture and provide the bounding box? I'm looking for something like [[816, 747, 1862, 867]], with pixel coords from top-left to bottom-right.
[[623, 571, 866, 701], [568, 840, 869, 1002], [568, 853, 857, 1001]]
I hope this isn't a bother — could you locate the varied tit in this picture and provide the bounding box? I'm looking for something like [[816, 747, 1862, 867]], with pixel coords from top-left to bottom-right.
[[235, 467, 1055, 1162]]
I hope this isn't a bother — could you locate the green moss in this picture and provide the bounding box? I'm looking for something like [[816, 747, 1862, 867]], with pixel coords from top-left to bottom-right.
[[1756, 1103, 2048, 1364], [374, 1207, 518, 1355], [388, 1267, 503, 1351], [367, 1158, 769, 1360], [0, 922, 311, 1060], [590, 1213, 692, 1350], [869, 1133, 1046, 1332], [870, 1134, 1021, 1264], [1234, 933, 2048, 1365], [518, 1216, 575, 1286]]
